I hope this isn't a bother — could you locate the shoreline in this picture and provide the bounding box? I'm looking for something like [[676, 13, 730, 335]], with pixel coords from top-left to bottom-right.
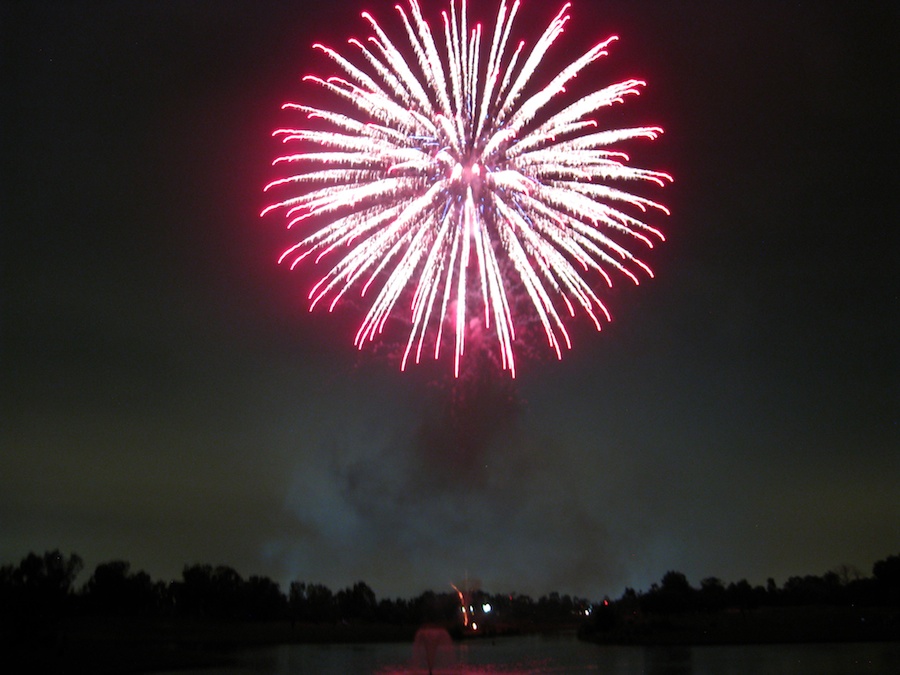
[[6, 607, 899, 674], [578, 605, 900, 646]]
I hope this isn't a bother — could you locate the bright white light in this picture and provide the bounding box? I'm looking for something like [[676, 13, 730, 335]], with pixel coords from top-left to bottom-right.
[[482, 602, 492, 613]]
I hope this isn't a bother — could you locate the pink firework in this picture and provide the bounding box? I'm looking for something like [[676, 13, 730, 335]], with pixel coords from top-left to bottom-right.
[[262, 0, 671, 378]]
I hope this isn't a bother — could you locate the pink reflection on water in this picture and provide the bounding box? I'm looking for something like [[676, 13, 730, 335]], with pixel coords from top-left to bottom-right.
[[411, 625, 455, 674]]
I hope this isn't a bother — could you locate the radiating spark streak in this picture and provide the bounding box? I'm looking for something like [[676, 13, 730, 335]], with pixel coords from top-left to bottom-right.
[[263, 0, 671, 377]]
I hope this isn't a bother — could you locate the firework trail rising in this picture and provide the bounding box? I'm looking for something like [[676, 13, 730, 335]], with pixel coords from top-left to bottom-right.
[[263, 0, 672, 378]]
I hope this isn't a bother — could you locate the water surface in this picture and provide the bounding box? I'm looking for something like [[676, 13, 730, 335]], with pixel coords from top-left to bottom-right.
[[150, 633, 900, 674]]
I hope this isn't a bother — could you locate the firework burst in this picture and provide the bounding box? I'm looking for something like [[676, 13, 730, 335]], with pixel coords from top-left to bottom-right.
[[262, 0, 672, 377]]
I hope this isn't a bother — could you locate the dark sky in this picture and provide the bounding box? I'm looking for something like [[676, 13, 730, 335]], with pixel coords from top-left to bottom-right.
[[2, 0, 897, 601]]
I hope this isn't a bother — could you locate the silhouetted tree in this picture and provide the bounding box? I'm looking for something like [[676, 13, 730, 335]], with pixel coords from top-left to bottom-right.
[[289, 581, 337, 622], [699, 576, 727, 611], [373, 597, 399, 624], [408, 590, 459, 624], [493, 592, 536, 623], [336, 581, 378, 621], [873, 553, 900, 605], [2, 550, 83, 619], [587, 597, 617, 632], [537, 591, 577, 621], [243, 575, 288, 620], [832, 564, 862, 586], [726, 579, 765, 609], [660, 571, 691, 593], [289, 581, 308, 622], [0, 550, 83, 658], [85, 560, 158, 616], [641, 571, 694, 614], [178, 564, 247, 619]]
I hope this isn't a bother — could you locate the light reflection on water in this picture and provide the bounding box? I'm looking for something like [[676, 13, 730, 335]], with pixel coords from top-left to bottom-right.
[[153, 634, 900, 674]]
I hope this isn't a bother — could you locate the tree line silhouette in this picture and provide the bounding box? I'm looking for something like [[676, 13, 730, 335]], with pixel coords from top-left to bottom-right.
[[0, 551, 593, 627], [579, 556, 900, 644], [1, 550, 898, 628], [604, 556, 899, 618]]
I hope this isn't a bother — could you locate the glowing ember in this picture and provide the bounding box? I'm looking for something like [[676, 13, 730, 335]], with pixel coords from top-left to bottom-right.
[[263, 0, 671, 377]]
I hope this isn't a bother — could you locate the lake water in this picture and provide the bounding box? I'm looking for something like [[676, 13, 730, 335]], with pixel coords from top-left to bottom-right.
[[152, 633, 900, 674]]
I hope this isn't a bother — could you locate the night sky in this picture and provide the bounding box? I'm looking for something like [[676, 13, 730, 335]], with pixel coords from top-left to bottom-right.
[[2, 0, 897, 601]]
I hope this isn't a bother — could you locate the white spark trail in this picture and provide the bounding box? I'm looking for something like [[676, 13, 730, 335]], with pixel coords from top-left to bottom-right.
[[264, 0, 671, 377]]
